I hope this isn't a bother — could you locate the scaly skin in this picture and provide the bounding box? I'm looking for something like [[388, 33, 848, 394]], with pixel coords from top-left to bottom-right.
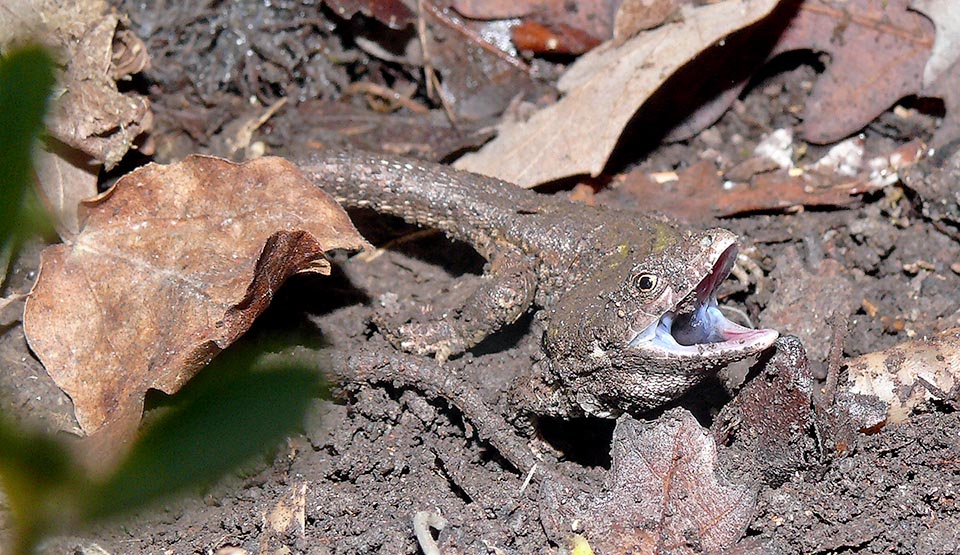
[[298, 150, 778, 417]]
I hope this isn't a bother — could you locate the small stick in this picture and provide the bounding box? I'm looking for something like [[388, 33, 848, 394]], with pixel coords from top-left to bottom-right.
[[413, 510, 447, 555], [822, 311, 849, 407]]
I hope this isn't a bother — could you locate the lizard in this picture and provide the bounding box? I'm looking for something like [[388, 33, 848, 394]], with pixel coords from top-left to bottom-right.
[[297, 149, 779, 418]]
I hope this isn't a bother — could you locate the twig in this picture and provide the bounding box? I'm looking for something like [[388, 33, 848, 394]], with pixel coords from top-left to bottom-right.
[[413, 510, 447, 555], [822, 311, 849, 407]]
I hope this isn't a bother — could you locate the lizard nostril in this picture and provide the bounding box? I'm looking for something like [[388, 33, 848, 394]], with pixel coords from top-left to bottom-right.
[[700, 235, 713, 248]]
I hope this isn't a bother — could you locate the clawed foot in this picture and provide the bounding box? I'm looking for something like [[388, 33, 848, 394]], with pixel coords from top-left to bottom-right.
[[373, 293, 466, 363]]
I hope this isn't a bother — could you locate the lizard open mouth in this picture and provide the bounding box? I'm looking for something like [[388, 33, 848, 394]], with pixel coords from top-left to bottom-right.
[[629, 245, 778, 356]]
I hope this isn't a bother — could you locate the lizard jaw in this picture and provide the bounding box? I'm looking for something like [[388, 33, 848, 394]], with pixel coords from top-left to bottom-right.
[[628, 245, 778, 358]]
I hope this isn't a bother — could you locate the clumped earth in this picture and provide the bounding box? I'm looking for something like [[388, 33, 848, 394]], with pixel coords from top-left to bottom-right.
[[2, 1, 959, 554]]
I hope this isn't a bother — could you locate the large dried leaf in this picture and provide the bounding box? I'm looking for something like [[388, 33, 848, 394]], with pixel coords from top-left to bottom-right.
[[322, 0, 414, 29], [543, 410, 755, 554], [23, 155, 367, 436], [845, 328, 960, 423], [647, 0, 935, 145], [454, 0, 779, 187]]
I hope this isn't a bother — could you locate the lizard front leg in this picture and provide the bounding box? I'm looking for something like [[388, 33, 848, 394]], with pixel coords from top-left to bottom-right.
[[373, 244, 538, 362]]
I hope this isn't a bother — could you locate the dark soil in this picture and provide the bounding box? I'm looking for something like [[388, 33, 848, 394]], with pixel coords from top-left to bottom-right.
[[2, 2, 959, 554]]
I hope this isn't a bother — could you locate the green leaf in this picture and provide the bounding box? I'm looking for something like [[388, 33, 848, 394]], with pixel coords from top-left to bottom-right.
[[82, 351, 323, 519], [0, 46, 56, 242], [0, 415, 81, 555]]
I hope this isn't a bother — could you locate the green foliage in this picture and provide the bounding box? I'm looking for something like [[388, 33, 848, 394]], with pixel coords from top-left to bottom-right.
[[0, 45, 324, 554], [83, 352, 322, 520], [0, 414, 80, 555], [0, 46, 55, 242]]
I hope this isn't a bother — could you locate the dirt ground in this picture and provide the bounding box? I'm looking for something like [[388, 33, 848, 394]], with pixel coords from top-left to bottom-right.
[[2, 1, 959, 554]]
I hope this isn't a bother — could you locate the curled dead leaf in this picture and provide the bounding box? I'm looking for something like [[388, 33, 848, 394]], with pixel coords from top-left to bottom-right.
[[543, 409, 755, 555], [0, 0, 153, 169], [23, 155, 367, 438], [33, 140, 99, 239], [455, 0, 780, 187]]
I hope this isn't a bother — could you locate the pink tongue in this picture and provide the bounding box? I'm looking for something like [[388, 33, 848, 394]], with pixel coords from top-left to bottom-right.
[[716, 318, 767, 341]]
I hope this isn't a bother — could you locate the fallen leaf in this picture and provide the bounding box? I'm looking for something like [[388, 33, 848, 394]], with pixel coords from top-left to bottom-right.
[[663, 0, 935, 144], [776, 0, 933, 144], [614, 160, 868, 221], [511, 20, 604, 54], [422, 4, 550, 121], [910, 0, 960, 87], [453, 0, 616, 54], [33, 140, 98, 239], [613, 0, 682, 43], [322, 0, 414, 29], [454, 0, 780, 187], [845, 328, 960, 424], [23, 156, 367, 436], [612, 140, 923, 221], [542, 410, 755, 554], [0, 0, 152, 170]]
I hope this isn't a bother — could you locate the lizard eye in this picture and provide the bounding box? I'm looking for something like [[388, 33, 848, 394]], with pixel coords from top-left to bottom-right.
[[634, 273, 658, 293]]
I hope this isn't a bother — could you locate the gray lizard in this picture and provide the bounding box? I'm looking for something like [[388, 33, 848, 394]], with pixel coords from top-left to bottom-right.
[[298, 150, 778, 417]]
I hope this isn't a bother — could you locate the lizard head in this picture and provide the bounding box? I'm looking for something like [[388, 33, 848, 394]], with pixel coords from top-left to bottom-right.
[[542, 225, 778, 417]]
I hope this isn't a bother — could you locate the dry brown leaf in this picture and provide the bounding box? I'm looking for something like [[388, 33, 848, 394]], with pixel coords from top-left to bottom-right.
[[614, 140, 922, 221], [543, 410, 755, 554], [33, 141, 99, 239], [454, 0, 780, 187], [421, 4, 549, 121], [910, 0, 960, 87], [453, 0, 616, 53], [23, 156, 367, 437], [613, 0, 682, 43], [322, 0, 414, 29], [0, 0, 152, 170], [452, 0, 559, 19], [776, 0, 933, 144], [615, 161, 868, 221], [2, 0, 152, 241], [656, 0, 935, 144], [845, 328, 960, 424]]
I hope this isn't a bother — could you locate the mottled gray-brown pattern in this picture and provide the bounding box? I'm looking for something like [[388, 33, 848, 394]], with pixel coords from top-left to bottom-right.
[[298, 150, 766, 416]]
